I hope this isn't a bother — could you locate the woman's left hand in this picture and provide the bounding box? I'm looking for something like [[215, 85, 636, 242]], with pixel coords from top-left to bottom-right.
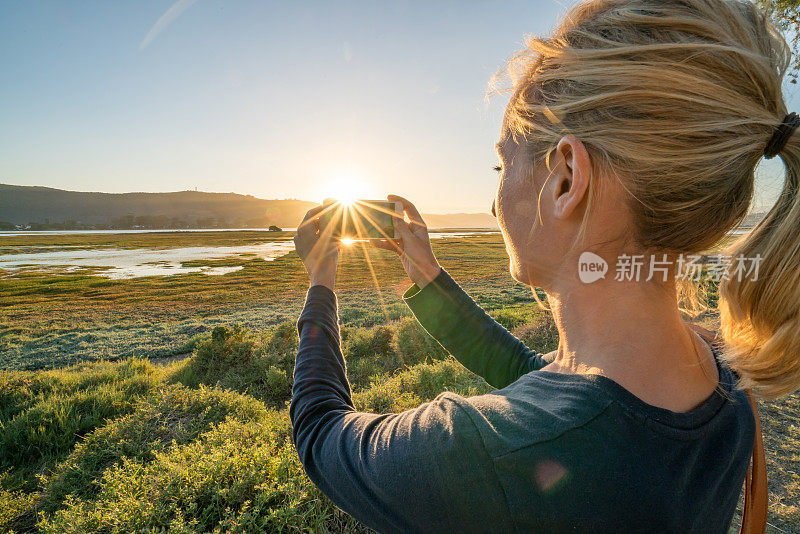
[[294, 204, 340, 291]]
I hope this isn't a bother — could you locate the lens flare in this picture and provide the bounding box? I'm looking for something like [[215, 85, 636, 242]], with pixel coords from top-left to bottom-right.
[[321, 176, 367, 205], [338, 193, 358, 206]]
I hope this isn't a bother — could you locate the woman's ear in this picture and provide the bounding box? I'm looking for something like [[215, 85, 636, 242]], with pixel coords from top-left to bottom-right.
[[552, 134, 591, 220]]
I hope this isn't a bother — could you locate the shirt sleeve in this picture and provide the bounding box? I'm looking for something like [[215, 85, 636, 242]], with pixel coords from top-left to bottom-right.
[[402, 268, 553, 390], [289, 284, 513, 534]]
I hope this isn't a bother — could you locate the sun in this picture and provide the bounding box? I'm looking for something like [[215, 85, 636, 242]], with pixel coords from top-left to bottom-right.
[[321, 176, 367, 206], [337, 190, 359, 206]]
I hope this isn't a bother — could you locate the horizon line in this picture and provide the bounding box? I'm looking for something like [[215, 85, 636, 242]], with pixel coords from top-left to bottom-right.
[[0, 182, 496, 215]]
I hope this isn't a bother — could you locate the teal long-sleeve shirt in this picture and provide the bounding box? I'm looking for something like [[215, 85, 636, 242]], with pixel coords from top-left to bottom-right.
[[289, 268, 755, 533]]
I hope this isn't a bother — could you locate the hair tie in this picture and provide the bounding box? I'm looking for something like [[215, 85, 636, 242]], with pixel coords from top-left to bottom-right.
[[763, 112, 800, 159]]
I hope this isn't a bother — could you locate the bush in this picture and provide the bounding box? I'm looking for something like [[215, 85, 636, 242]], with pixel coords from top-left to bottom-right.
[[0, 306, 560, 533], [261, 366, 292, 405], [353, 358, 492, 413], [342, 324, 401, 389], [513, 312, 559, 354], [171, 323, 297, 406], [340, 304, 411, 328], [39, 414, 371, 534], [35, 384, 266, 522], [0, 359, 161, 488], [32, 358, 490, 533], [0, 471, 36, 532], [343, 358, 390, 391], [344, 324, 395, 361], [490, 309, 527, 331], [392, 318, 448, 367], [263, 320, 299, 365]]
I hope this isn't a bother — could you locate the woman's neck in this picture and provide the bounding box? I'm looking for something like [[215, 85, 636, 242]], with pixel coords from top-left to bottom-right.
[[540, 277, 720, 412]]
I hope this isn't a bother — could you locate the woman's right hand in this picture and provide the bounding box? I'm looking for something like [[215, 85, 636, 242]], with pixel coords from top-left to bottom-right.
[[370, 194, 442, 288]]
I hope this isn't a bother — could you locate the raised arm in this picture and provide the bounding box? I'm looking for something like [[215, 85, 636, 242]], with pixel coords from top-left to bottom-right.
[[403, 268, 552, 389], [289, 285, 514, 533], [368, 195, 552, 390]]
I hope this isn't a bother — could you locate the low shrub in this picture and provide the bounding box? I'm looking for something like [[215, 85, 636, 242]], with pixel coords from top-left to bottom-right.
[[392, 318, 448, 367], [353, 357, 492, 414], [343, 324, 394, 361], [171, 322, 297, 406], [339, 303, 411, 328], [0, 471, 36, 532], [39, 414, 371, 534], [490, 308, 528, 331], [264, 321, 299, 364], [36, 384, 266, 522], [0, 359, 161, 489], [513, 313, 559, 355]]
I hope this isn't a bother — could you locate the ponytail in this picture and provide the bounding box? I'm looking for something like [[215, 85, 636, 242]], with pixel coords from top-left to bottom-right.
[[719, 129, 800, 399]]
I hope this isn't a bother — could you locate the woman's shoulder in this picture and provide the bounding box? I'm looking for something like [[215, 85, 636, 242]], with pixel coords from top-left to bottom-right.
[[438, 374, 616, 458], [441, 346, 754, 459]]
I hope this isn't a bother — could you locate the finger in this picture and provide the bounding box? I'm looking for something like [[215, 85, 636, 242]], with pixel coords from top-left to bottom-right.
[[308, 230, 339, 259], [387, 194, 426, 228], [297, 204, 327, 234], [301, 204, 327, 222], [390, 211, 414, 242], [303, 203, 342, 237], [387, 196, 428, 243], [318, 212, 337, 238], [369, 238, 403, 255]]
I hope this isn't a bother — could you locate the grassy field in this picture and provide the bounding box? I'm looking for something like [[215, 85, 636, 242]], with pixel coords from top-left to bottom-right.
[[0, 231, 797, 533], [0, 232, 522, 370]]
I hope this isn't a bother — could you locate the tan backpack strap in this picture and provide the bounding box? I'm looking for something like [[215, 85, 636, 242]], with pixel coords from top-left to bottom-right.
[[739, 389, 767, 534]]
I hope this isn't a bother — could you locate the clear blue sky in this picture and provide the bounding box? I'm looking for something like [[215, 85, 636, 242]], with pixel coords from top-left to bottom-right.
[[0, 0, 794, 212]]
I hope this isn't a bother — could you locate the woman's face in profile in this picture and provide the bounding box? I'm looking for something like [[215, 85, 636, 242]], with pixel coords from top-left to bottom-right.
[[493, 131, 552, 287], [493, 124, 585, 290], [494, 121, 628, 292]]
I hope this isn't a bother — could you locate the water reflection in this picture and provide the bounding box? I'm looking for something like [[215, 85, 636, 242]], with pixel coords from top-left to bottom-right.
[[0, 243, 294, 279]]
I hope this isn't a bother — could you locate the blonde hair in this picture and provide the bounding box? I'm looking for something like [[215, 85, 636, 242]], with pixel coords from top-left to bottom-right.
[[490, 0, 800, 399]]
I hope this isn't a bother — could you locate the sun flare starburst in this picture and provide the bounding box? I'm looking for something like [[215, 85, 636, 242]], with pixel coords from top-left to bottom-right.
[[321, 176, 367, 206]]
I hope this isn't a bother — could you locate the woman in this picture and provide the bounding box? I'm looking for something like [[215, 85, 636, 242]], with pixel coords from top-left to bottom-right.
[[291, 0, 800, 531]]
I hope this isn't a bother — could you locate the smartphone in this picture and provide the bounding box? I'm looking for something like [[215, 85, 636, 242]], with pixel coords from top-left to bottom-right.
[[319, 200, 403, 240]]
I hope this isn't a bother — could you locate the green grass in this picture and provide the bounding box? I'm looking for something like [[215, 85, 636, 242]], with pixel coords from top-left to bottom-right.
[[1, 234, 532, 370], [0, 319, 498, 533], [0, 231, 797, 532], [2, 321, 796, 532]]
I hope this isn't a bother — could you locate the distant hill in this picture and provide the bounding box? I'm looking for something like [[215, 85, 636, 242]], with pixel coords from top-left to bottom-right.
[[0, 184, 317, 229], [0, 184, 499, 230]]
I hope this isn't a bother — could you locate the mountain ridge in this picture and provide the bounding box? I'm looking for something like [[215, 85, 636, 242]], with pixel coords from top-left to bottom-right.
[[0, 184, 499, 229]]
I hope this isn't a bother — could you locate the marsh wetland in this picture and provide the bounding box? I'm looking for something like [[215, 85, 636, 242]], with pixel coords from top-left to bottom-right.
[[0, 230, 796, 533]]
